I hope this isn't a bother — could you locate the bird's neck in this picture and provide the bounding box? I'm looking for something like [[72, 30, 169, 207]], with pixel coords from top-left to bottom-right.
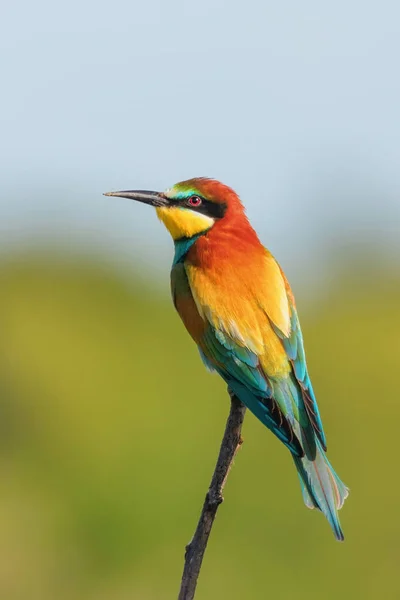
[[184, 216, 264, 269], [173, 233, 205, 265], [172, 215, 263, 267]]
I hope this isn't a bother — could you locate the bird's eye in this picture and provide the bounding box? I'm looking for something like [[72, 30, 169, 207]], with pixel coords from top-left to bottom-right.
[[187, 195, 202, 207]]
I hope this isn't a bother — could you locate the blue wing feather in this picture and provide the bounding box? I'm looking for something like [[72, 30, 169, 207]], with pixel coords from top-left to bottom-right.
[[201, 325, 303, 456], [273, 303, 327, 449]]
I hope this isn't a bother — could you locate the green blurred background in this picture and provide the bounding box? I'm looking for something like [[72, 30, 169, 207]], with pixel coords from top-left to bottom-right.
[[3, 0, 400, 598], [1, 250, 399, 599]]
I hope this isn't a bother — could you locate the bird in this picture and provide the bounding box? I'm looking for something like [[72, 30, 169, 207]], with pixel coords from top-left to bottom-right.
[[104, 177, 349, 540]]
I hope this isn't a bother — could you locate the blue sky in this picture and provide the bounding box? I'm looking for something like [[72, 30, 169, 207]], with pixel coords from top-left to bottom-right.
[[2, 0, 400, 285]]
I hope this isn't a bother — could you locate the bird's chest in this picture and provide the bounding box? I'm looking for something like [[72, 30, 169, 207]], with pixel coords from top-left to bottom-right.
[[170, 263, 206, 344]]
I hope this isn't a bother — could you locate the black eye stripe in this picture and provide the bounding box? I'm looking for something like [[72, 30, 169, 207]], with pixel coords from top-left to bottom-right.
[[167, 195, 227, 219], [184, 196, 227, 219], [197, 199, 227, 219]]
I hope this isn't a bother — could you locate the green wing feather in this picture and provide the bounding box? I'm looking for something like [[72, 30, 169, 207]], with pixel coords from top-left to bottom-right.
[[199, 323, 304, 456], [272, 302, 327, 450]]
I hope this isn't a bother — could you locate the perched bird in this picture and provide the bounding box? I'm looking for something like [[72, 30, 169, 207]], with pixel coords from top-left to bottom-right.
[[104, 178, 348, 540]]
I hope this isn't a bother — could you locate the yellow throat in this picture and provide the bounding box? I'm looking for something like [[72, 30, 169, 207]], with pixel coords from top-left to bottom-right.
[[156, 206, 214, 240]]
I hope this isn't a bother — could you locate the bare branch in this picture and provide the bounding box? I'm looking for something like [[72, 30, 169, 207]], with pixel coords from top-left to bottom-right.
[[178, 394, 246, 600]]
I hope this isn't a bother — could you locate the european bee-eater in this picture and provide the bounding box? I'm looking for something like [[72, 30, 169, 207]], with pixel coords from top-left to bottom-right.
[[105, 177, 348, 540]]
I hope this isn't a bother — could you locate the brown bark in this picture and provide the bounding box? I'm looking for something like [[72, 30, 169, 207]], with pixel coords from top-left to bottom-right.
[[177, 394, 246, 600]]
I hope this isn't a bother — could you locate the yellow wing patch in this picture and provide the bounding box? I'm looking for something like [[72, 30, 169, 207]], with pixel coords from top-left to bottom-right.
[[258, 252, 291, 337], [156, 207, 214, 240]]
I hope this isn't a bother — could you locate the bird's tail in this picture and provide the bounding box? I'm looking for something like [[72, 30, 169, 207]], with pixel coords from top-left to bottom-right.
[[293, 439, 349, 541]]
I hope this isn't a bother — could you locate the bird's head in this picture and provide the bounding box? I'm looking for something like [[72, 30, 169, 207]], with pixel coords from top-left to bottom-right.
[[104, 177, 244, 240]]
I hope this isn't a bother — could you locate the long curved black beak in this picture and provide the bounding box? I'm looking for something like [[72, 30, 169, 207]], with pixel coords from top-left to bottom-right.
[[103, 190, 168, 207]]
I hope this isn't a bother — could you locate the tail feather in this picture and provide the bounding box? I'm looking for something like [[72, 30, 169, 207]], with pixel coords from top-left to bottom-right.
[[293, 438, 349, 541]]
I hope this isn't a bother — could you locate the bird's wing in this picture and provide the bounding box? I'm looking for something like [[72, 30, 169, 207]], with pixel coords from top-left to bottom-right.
[[184, 250, 326, 451], [171, 260, 302, 455], [272, 269, 326, 448]]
